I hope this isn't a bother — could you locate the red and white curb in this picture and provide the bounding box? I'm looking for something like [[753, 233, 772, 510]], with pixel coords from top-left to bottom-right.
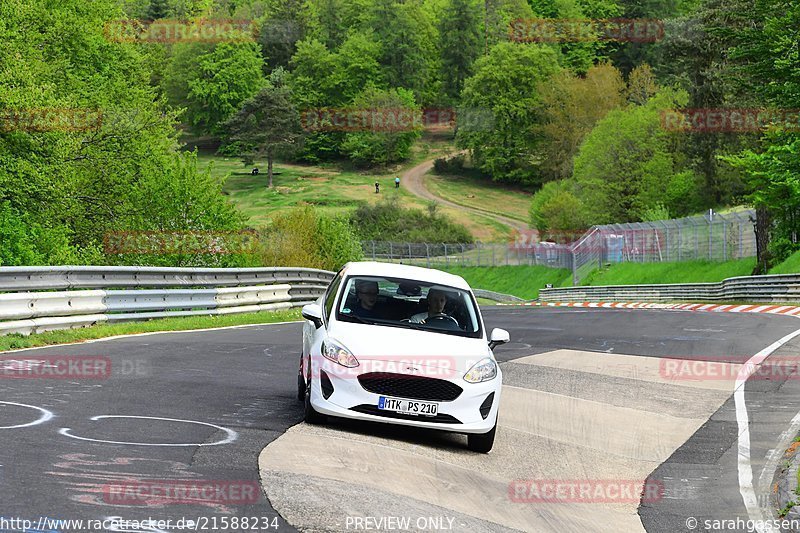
[[499, 301, 800, 316]]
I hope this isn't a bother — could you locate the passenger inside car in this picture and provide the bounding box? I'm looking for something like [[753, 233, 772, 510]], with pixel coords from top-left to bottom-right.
[[350, 280, 383, 319]]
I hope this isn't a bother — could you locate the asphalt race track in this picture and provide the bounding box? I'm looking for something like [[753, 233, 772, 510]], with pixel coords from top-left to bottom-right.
[[2, 307, 800, 532]]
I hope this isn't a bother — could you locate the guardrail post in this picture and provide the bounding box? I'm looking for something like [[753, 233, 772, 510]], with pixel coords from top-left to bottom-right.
[[444, 243, 449, 266], [371, 241, 375, 260], [425, 243, 430, 268], [389, 242, 393, 262]]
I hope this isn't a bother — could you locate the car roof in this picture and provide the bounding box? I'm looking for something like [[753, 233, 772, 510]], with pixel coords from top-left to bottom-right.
[[340, 261, 472, 291]]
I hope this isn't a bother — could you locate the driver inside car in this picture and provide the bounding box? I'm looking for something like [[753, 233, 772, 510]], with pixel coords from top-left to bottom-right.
[[409, 287, 452, 324]]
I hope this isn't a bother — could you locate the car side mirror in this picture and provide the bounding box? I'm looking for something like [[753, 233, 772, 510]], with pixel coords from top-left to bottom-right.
[[488, 328, 510, 350], [302, 304, 324, 329]]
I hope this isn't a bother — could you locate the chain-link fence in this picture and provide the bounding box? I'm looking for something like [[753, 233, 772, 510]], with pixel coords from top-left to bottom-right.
[[361, 240, 573, 269], [571, 209, 756, 283], [363, 209, 757, 284]]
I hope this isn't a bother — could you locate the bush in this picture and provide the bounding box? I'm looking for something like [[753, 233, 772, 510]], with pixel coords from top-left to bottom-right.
[[351, 198, 473, 243], [433, 154, 466, 175], [529, 180, 591, 237], [260, 207, 363, 270], [0, 202, 102, 266]]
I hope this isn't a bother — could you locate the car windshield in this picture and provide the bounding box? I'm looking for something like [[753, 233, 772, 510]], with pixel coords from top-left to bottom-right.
[[335, 275, 481, 338]]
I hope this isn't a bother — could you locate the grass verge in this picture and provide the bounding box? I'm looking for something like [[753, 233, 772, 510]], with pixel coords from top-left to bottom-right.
[[771, 250, 800, 275], [424, 173, 532, 223], [441, 265, 572, 300], [0, 309, 302, 352], [580, 259, 756, 286]]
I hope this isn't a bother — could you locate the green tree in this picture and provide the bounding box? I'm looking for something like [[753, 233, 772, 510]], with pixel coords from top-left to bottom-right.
[[439, 0, 482, 102], [529, 180, 590, 238], [457, 42, 561, 185], [222, 85, 304, 187], [186, 42, 267, 135], [332, 31, 385, 102], [538, 62, 626, 181], [572, 88, 690, 223], [0, 0, 244, 266], [340, 87, 422, 167], [366, 0, 439, 104], [163, 41, 266, 135]]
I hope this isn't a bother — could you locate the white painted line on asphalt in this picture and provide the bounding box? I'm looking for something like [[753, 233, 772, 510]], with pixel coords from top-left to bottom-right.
[[59, 415, 238, 446], [0, 320, 303, 354], [736, 326, 800, 533], [0, 401, 54, 429]]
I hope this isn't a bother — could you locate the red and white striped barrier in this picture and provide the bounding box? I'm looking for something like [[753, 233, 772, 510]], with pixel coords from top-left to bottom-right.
[[499, 301, 800, 316]]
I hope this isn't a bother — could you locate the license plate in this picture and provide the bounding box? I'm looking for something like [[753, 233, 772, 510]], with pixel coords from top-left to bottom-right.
[[378, 396, 439, 417]]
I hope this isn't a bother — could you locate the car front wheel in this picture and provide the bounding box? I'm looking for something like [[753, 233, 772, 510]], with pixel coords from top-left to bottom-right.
[[467, 421, 496, 453], [303, 372, 325, 425], [297, 354, 306, 402]]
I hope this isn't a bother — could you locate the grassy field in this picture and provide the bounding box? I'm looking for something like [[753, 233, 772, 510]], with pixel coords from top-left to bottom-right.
[[0, 309, 301, 352], [441, 265, 572, 300], [424, 173, 532, 223], [196, 135, 515, 242]]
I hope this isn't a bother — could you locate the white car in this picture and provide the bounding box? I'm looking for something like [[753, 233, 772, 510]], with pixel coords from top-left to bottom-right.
[[298, 261, 509, 453]]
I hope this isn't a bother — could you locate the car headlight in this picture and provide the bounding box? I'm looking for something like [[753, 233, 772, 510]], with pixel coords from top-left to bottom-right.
[[321, 339, 359, 368], [464, 357, 497, 383]]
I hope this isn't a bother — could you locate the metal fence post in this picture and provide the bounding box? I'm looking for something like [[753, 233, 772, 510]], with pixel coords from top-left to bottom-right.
[[444, 243, 448, 267], [425, 243, 430, 268]]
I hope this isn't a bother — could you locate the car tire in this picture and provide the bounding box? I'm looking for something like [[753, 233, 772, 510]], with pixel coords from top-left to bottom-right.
[[297, 355, 305, 402], [467, 421, 496, 453], [303, 373, 325, 425]]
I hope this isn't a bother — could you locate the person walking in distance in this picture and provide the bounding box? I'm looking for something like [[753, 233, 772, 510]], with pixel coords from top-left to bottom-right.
[[375, 181, 380, 193], [395, 176, 400, 188]]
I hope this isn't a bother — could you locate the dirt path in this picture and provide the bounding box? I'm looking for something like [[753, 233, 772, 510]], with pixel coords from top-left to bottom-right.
[[401, 154, 529, 232]]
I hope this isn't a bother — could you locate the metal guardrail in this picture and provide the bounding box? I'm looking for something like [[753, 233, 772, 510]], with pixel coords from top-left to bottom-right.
[[539, 274, 800, 304], [0, 267, 335, 336], [0, 266, 333, 292], [472, 289, 527, 303]]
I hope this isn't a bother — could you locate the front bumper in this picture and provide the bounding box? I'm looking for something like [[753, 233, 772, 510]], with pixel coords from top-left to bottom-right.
[[309, 358, 501, 434]]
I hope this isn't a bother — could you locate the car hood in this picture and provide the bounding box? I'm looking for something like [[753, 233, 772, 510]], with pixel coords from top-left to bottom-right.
[[327, 321, 492, 375]]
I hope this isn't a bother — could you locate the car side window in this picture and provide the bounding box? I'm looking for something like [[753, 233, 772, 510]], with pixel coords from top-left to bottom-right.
[[323, 272, 343, 321]]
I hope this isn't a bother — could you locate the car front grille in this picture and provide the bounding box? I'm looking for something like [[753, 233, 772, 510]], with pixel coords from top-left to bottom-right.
[[350, 404, 461, 424], [357, 372, 463, 401]]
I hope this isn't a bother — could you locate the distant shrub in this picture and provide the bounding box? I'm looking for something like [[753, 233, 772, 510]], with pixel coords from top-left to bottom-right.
[[260, 206, 363, 270], [433, 154, 466, 175], [351, 198, 473, 243], [529, 180, 591, 236]]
